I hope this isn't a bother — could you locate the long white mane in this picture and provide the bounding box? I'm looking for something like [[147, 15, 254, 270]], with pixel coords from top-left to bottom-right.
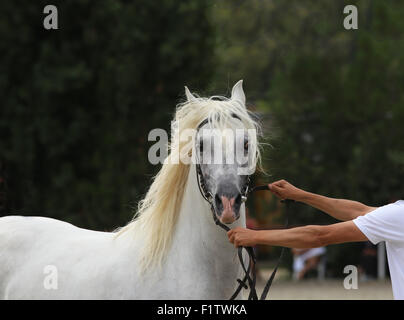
[[117, 91, 262, 273]]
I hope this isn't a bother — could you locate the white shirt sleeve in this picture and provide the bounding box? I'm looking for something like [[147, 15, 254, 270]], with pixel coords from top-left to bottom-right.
[[353, 201, 404, 245]]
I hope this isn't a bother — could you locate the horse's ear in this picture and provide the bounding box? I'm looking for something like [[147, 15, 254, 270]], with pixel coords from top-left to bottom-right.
[[231, 80, 246, 106], [184, 86, 196, 102]]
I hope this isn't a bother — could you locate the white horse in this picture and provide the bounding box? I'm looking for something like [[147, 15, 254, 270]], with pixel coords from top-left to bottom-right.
[[0, 80, 262, 299]]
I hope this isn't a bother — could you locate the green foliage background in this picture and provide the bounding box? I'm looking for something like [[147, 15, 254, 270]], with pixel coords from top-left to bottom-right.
[[210, 0, 404, 275], [1, 0, 404, 277], [0, 0, 214, 229]]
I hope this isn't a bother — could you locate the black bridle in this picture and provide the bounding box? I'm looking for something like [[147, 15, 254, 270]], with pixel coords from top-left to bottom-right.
[[195, 117, 292, 300]]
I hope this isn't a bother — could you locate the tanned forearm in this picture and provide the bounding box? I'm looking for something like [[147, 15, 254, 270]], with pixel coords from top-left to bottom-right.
[[254, 225, 324, 248], [298, 191, 375, 221], [269, 180, 377, 221], [228, 221, 368, 249]]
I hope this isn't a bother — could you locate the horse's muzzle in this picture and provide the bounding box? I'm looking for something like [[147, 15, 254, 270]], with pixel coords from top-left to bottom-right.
[[214, 193, 242, 224]]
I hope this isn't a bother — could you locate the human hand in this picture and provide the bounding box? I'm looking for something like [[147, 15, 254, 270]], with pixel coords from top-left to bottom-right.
[[268, 180, 305, 201], [227, 227, 259, 248]]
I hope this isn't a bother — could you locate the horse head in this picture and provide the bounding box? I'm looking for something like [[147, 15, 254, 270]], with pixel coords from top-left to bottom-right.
[[185, 80, 260, 225]]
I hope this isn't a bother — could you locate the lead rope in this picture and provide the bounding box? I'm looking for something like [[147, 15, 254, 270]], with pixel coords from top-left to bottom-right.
[[210, 203, 259, 300], [195, 164, 258, 300], [241, 186, 292, 300], [196, 163, 293, 300], [258, 197, 292, 300]]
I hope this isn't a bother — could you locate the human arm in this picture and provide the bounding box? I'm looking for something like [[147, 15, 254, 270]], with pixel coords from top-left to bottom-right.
[[227, 221, 368, 248], [268, 180, 377, 221]]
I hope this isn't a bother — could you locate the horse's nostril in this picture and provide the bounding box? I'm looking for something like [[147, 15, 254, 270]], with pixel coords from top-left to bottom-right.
[[215, 194, 222, 209], [235, 194, 242, 205]]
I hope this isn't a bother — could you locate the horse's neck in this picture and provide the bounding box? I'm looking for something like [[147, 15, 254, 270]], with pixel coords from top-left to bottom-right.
[[169, 163, 245, 279], [127, 164, 244, 298]]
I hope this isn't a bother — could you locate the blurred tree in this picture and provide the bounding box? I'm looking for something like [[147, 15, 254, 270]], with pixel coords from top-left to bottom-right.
[[3, 0, 404, 278], [210, 0, 346, 100], [0, 0, 215, 230], [212, 0, 404, 276]]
